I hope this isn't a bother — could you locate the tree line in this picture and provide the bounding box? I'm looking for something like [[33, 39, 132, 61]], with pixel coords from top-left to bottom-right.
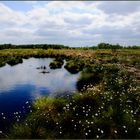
[[0, 44, 69, 50], [0, 43, 139, 50]]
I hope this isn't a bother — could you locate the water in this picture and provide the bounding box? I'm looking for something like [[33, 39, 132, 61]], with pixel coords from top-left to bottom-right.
[[0, 58, 80, 132]]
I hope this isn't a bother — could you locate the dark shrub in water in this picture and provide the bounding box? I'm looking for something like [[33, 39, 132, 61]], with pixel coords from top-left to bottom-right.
[[7, 57, 23, 66], [64, 59, 84, 74], [49, 58, 64, 69]]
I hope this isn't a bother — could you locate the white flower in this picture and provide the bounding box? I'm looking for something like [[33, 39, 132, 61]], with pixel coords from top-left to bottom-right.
[[88, 130, 91, 132], [131, 110, 133, 113], [123, 126, 126, 128], [96, 135, 99, 138], [134, 120, 136, 123], [26, 101, 29, 104], [114, 130, 117, 134], [95, 113, 98, 116], [85, 133, 88, 136], [86, 114, 88, 116]]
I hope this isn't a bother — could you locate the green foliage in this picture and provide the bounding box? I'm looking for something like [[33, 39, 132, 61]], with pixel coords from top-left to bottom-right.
[[0, 46, 140, 138], [0, 44, 69, 50], [8, 124, 32, 139], [98, 43, 123, 49], [49, 58, 64, 69], [7, 57, 23, 66], [64, 58, 85, 74], [128, 45, 140, 49], [76, 65, 103, 91], [7, 64, 140, 139]]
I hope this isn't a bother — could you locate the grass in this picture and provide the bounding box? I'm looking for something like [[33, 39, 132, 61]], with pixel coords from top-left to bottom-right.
[[7, 57, 23, 66], [49, 58, 64, 69], [64, 58, 85, 74], [4, 63, 140, 139], [0, 48, 140, 138], [0, 48, 140, 70]]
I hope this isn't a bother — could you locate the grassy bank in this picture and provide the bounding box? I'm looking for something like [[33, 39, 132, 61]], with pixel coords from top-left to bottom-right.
[[0, 48, 140, 69], [0, 48, 140, 138], [5, 64, 140, 139]]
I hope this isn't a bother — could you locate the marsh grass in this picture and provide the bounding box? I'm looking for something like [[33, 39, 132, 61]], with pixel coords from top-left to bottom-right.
[[6, 64, 140, 139], [49, 58, 64, 69], [64, 58, 85, 74], [0, 48, 140, 69], [7, 57, 23, 66], [0, 48, 140, 138]]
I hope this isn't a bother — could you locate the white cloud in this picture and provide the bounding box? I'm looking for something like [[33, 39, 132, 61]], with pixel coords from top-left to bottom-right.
[[97, 1, 140, 15], [0, 1, 140, 46]]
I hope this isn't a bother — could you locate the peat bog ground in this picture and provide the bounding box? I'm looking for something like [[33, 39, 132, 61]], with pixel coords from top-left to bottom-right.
[[0, 48, 140, 139]]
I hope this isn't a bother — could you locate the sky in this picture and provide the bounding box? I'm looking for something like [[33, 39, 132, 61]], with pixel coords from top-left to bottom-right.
[[0, 1, 140, 47]]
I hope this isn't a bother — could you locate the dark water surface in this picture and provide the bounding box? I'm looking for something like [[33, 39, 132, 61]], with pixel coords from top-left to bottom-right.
[[0, 58, 80, 132]]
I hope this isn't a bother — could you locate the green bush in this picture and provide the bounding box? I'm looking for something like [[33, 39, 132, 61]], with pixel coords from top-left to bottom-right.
[[64, 59, 85, 74], [49, 58, 64, 69], [7, 57, 23, 66]]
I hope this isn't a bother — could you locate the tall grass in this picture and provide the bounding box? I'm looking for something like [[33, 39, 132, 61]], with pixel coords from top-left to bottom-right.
[[6, 64, 140, 139], [0, 48, 140, 69]]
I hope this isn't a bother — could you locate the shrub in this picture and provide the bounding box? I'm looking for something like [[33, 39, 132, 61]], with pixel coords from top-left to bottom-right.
[[64, 59, 85, 74], [7, 57, 23, 66], [49, 58, 64, 69]]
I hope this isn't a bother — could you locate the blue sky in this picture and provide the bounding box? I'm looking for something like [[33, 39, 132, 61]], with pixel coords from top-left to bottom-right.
[[0, 1, 140, 47], [1, 1, 33, 11], [1, 1, 48, 11]]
